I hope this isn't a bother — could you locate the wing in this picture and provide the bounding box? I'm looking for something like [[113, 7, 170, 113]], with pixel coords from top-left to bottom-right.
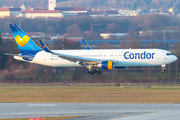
[[39, 40, 102, 65]]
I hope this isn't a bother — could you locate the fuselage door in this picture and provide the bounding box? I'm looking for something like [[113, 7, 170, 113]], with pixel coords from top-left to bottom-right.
[[156, 52, 160, 59], [43, 53, 47, 61]]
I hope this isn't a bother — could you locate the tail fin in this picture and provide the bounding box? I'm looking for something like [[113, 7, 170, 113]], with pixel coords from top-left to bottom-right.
[[82, 39, 91, 50], [9, 24, 42, 55]]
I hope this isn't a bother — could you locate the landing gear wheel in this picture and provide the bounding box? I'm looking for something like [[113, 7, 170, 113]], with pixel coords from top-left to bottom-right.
[[162, 69, 165, 73], [89, 71, 94, 75], [97, 71, 101, 75], [93, 69, 97, 73], [85, 70, 89, 74]]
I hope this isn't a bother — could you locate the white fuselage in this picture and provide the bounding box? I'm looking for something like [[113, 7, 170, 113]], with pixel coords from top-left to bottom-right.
[[14, 49, 177, 68]]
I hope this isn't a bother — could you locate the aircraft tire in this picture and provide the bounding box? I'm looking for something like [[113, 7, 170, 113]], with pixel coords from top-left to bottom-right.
[[89, 71, 94, 75], [97, 71, 101, 75], [93, 69, 97, 73], [85, 70, 89, 74], [162, 69, 165, 73]]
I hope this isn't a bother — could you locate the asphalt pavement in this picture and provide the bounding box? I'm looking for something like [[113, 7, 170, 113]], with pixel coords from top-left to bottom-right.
[[0, 103, 180, 120]]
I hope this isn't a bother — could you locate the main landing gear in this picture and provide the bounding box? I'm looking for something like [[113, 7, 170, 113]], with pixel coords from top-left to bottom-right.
[[85, 69, 101, 75], [85, 65, 101, 75], [161, 64, 166, 73]]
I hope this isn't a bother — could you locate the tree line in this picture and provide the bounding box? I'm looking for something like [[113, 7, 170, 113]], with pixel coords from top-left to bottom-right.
[[1, 14, 180, 40]]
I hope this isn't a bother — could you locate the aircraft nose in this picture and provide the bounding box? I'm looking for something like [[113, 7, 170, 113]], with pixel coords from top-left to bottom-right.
[[173, 55, 177, 62]]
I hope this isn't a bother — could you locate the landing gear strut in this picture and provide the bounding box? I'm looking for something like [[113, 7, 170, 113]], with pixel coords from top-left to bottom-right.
[[161, 64, 166, 73]]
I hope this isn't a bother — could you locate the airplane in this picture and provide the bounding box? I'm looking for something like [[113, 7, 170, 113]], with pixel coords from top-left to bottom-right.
[[5, 24, 177, 75]]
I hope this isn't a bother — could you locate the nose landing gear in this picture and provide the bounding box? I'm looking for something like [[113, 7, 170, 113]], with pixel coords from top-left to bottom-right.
[[161, 64, 166, 73]]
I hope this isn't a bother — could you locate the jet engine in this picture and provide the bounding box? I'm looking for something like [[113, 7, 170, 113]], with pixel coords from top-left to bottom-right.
[[95, 61, 114, 70]]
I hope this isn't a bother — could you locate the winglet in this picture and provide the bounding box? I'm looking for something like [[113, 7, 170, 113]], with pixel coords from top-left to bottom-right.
[[39, 40, 52, 53], [82, 39, 91, 50]]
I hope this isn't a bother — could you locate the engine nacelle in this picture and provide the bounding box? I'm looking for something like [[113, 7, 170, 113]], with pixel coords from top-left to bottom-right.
[[95, 61, 114, 70]]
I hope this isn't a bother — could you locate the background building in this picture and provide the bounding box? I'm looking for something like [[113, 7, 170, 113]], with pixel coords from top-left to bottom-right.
[[55, 7, 87, 17], [0, 8, 21, 18], [106, 10, 119, 17], [88, 11, 105, 17], [19, 10, 63, 18], [118, 9, 138, 16], [49, 0, 56, 10], [0, 8, 10, 17]]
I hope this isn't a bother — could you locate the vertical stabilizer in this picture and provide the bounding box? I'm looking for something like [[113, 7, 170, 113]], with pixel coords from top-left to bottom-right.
[[9, 24, 42, 55]]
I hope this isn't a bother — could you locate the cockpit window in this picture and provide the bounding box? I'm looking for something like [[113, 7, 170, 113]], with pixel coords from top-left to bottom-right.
[[166, 53, 173, 56]]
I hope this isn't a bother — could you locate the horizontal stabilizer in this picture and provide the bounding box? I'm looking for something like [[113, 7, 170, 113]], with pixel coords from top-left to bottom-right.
[[4, 53, 34, 58]]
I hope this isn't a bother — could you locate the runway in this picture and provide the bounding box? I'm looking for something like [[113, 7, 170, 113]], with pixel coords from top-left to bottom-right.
[[0, 103, 180, 120]]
